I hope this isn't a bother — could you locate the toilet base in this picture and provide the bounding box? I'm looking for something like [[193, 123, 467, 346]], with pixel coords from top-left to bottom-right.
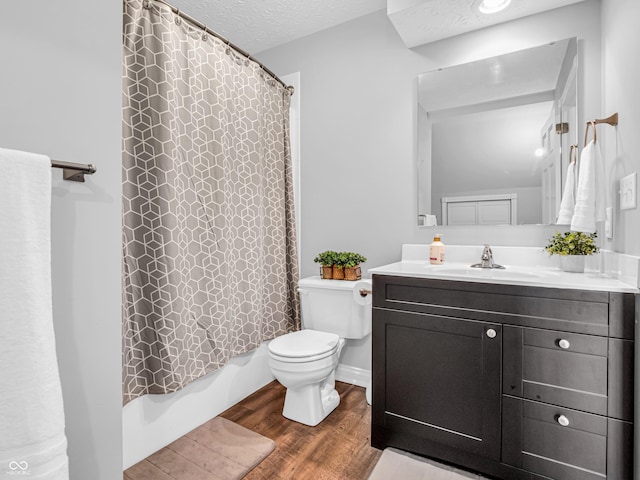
[[282, 375, 340, 426]]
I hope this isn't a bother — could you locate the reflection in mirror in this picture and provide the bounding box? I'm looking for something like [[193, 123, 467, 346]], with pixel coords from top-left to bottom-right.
[[417, 38, 578, 227]]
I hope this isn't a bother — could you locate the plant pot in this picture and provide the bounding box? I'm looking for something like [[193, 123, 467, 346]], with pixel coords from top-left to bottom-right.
[[332, 265, 345, 280], [320, 265, 333, 279], [560, 255, 585, 273], [344, 265, 362, 281]]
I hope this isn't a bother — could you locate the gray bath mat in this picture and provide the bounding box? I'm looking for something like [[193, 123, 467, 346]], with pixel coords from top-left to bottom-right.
[[129, 417, 275, 480], [368, 448, 487, 480]]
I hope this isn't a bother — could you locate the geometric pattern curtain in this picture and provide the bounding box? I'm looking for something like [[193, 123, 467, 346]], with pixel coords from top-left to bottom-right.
[[122, 0, 299, 404]]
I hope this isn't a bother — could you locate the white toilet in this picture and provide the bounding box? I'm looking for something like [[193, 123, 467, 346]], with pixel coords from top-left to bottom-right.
[[268, 276, 372, 426]]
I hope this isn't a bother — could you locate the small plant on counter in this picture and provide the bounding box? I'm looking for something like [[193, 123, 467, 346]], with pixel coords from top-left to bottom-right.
[[545, 231, 599, 256]]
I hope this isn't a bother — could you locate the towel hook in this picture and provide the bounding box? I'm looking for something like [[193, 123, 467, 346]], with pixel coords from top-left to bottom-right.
[[569, 144, 578, 164], [584, 121, 597, 146], [584, 112, 619, 146]]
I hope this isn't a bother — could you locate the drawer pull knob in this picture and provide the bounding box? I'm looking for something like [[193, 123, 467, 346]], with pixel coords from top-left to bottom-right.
[[558, 339, 571, 349], [486, 329, 497, 339], [557, 415, 570, 427]]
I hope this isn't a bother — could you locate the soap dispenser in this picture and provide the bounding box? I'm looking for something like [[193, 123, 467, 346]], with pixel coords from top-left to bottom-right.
[[429, 234, 445, 265]]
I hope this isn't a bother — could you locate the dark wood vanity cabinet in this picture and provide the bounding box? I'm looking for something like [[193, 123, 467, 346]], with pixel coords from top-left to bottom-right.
[[371, 275, 635, 480], [380, 309, 502, 460]]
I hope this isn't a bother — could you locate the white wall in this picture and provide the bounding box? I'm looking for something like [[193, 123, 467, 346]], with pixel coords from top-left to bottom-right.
[[601, 0, 640, 256], [258, 0, 604, 372], [0, 2, 122, 479]]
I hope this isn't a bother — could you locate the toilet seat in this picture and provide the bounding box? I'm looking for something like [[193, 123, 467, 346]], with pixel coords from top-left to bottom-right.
[[268, 330, 340, 363]]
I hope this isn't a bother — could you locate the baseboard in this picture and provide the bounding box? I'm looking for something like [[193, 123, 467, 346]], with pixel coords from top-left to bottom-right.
[[336, 364, 371, 389]]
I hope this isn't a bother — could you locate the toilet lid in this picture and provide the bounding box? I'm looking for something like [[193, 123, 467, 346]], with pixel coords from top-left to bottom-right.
[[268, 330, 340, 358]]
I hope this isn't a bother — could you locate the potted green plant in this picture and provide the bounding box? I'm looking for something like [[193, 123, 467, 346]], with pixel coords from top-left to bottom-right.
[[313, 250, 338, 279], [314, 250, 368, 280], [343, 252, 367, 281], [332, 252, 348, 280], [545, 231, 599, 273]]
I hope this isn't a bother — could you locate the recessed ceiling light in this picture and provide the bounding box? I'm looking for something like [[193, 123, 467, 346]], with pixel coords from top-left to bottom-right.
[[479, 0, 512, 14]]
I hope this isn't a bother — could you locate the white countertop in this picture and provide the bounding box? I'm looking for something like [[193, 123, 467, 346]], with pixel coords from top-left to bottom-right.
[[367, 245, 640, 293], [369, 261, 638, 293]]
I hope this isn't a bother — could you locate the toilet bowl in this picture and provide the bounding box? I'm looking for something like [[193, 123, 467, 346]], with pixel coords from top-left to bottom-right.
[[267, 276, 372, 426], [269, 330, 345, 426]]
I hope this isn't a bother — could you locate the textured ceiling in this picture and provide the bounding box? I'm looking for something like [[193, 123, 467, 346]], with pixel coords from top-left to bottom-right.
[[388, 0, 587, 48], [164, 0, 586, 54], [168, 0, 387, 54]]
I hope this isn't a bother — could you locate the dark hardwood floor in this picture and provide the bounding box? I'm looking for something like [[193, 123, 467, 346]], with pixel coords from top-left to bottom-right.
[[125, 381, 382, 480]]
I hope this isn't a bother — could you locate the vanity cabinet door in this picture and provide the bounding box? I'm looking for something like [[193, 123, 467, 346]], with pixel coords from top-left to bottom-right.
[[373, 309, 502, 461]]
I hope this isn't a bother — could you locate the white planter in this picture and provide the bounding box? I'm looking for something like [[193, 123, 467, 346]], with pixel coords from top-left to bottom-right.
[[560, 255, 586, 273]]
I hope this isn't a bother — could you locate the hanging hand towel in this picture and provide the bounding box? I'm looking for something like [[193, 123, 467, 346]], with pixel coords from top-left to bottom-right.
[[0, 148, 69, 480], [556, 161, 576, 224], [570, 140, 607, 233]]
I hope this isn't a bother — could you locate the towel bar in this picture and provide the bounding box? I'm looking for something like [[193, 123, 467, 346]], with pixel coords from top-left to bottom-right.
[[51, 160, 97, 182], [593, 113, 618, 126]]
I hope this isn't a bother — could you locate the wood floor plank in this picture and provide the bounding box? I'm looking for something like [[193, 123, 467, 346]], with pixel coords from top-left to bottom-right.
[[217, 404, 253, 425]]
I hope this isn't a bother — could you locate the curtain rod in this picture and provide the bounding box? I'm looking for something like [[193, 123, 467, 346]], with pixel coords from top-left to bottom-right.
[[147, 0, 293, 94]]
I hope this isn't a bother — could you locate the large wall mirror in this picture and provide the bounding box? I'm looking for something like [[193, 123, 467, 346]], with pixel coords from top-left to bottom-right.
[[417, 37, 578, 227]]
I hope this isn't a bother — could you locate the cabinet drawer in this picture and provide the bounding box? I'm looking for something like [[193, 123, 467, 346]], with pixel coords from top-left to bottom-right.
[[502, 396, 606, 480], [373, 275, 611, 336], [504, 326, 608, 416], [502, 396, 633, 480]]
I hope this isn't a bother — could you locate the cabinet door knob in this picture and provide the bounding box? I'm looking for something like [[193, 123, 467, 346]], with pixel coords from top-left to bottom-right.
[[558, 339, 571, 349], [486, 329, 497, 339], [556, 414, 570, 427]]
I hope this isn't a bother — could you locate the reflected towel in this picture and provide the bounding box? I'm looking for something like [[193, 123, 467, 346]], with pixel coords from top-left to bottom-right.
[[0, 148, 69, 479], [556, 161, 576, 224], [424, 214, 437, 227], [570, 140, 607, 233]]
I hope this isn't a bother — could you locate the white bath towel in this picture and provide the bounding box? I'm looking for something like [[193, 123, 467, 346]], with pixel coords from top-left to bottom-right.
[[570, 140, 607, 233], [420, 214, 438, 227], [0, 148, 69, 479], [556, 161, 576, 224]]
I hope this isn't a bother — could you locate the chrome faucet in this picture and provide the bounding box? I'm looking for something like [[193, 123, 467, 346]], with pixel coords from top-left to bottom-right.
[[471, 244, 505, 269]]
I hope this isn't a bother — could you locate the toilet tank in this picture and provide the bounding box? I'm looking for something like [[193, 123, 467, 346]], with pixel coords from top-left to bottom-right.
[[297, 276, 372, 339]]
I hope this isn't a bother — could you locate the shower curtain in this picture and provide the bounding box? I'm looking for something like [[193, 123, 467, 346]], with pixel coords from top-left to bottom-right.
[[122, 0, 299, 404]]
